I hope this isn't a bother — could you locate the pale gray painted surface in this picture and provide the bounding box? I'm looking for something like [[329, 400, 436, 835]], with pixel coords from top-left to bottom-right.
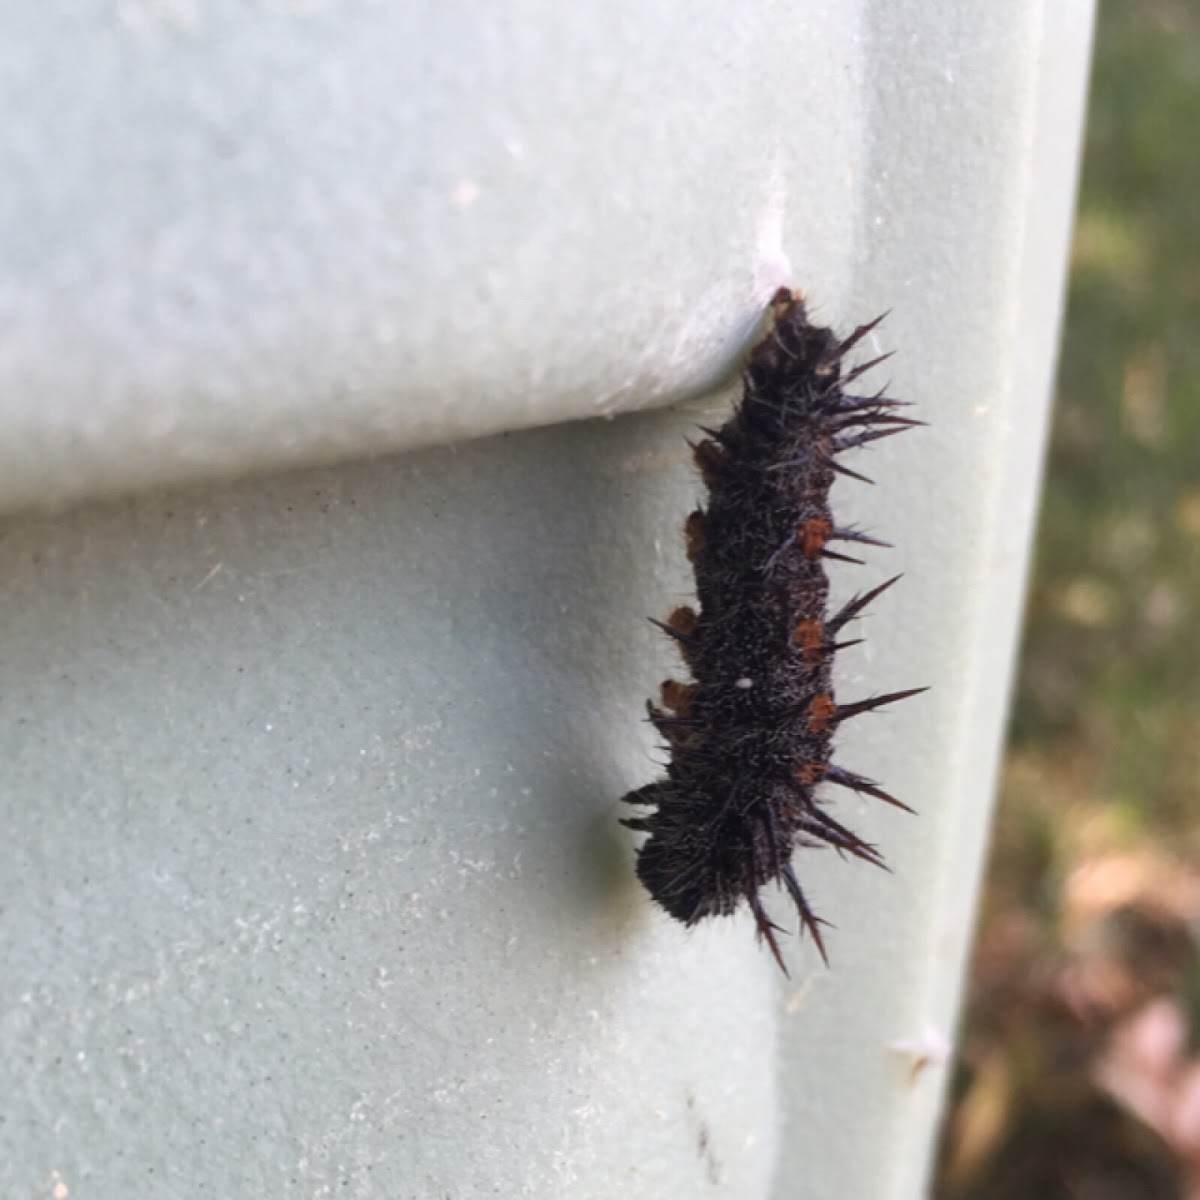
[[1, 416, 784, 1198], [0, 0, 1094, 1197], [0, 0, 865, 514]]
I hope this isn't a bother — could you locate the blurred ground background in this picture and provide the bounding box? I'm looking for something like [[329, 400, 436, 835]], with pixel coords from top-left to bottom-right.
[[934, 3, 1200, 1197]]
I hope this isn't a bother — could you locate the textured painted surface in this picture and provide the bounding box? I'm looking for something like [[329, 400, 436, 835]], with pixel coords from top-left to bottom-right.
[[1, 415, 782, 1198], [0, 0, 1094, 1196], [0, 0, 864, 513]]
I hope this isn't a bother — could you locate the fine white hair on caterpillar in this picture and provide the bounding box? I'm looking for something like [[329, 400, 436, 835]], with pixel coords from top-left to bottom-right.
[[621, 288, 926, 974]]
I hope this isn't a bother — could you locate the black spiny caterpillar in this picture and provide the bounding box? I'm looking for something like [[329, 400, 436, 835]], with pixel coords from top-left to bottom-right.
[[621, 288, 924, 973]]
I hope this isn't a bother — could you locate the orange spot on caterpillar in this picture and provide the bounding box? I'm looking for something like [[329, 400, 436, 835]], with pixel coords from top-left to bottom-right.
[[807, 692, 836, 733], [794, 760, 826, 787], [666, 606, 699, 639], [797, 516, 833, 560], [660, 679, 695, 717], [791, 618, 826, 662]]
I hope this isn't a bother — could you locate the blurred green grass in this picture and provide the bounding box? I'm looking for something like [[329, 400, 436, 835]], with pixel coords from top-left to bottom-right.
[[1014, 0, 1200, 842], [938, 4, 1200, 1196]]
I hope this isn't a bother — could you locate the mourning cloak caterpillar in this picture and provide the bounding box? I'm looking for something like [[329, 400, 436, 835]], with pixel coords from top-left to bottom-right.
[[621, 288, 924, 973]]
